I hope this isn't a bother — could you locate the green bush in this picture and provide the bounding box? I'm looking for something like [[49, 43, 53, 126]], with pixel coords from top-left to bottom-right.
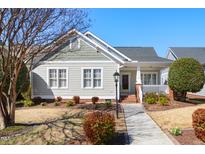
[[170, 127, 182, 136], [83, 111, 115, 144], [168, 58, 205, 101], [159, 97, 169, 106], [66, 100, 74, 107], [40, 102, 47, 106], [91, 97, 99, 104], [192, 108, 205, 142], [21, 84, 31, 100], [144, 92, 158, 104], [145, 97, 157, 104], [105, 99, 112, 108], [23, 99, 33, 107], [54, 101, 60, 106]]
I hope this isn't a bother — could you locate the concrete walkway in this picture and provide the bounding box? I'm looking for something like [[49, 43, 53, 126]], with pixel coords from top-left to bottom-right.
[[123, 104, 173, 145]]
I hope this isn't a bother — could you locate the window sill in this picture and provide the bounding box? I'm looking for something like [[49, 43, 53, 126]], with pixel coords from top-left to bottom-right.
[[82, 87, 103, 90]]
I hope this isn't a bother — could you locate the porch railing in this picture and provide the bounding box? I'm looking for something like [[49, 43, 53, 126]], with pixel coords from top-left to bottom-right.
[[142, 85, 168, 94]]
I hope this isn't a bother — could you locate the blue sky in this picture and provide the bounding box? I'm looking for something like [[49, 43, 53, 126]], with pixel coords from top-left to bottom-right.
[[88, 8, 205, 57]]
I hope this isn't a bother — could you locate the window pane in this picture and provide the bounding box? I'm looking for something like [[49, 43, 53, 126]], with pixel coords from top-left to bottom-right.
[[59, 79, 67, 88], [49, 69, 57, 78], [84, 79, 91, 88], [94, 79, 101, 88], [94, 69, 101, 78], [49, 79, 57, 87], [152, 74, 157, 85], [59, 69, 66, 79], [144, 74, 151, 85], [83, 69, 91, 78]]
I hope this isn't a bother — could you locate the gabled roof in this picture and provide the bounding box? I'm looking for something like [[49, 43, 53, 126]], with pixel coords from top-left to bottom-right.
[[84, 31, 132, 62], [115, 47, 172, 63], [169, 47, 205, 64], [38, 29, 125, 64]]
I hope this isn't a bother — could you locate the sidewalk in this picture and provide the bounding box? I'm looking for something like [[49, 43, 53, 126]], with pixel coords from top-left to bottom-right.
[[123, 104, 173, 145]]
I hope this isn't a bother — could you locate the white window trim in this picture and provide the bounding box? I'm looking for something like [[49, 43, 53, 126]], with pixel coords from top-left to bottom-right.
[[69, 38, 80, 50], [141, 72, 158, 85], [81, 67, 103, 89], [47, 67, 69, 89]]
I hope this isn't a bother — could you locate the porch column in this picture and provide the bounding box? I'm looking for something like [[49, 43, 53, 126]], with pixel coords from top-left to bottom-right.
[[135, 65, 143, 103]]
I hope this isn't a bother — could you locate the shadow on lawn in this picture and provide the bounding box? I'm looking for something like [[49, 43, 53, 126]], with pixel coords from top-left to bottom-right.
[[2, 104, 127, 145], [187, 98, 205, 104], [13, 111, 87, 145]]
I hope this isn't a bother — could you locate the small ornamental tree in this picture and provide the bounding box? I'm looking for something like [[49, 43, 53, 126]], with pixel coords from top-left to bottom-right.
[[168, 58, 205, 101]]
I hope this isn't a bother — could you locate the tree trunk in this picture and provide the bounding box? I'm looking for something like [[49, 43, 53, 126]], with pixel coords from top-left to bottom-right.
[[9, 101, 15, 125], [0, 106, 6, 130], [173, 91, 187, 102]]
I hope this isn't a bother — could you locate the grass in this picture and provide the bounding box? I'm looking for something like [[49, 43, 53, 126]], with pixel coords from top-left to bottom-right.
[[0, 125, 26, 136], [0, 103, 126, 145], [148, 104, 205, 130]]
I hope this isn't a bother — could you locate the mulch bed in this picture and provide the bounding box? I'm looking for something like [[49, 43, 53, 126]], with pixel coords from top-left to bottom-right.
[[143, 101, 195, 112], [170, 129, 205, 145]]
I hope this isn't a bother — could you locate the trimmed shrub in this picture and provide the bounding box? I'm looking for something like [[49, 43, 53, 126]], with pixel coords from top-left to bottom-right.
[[159, 97, 169, 106], [54, 101, 60, 106], [170, 127, 182, 136], [32, 97, 42, 104], [91, 97, 99, 104], [145, 97, 156, 104], [56, 96, 62, 102], [66, 100, 74, 107], [192, 108, 205, 142], [83, 111, 115, 144], [40, 102, 47, 106], [105, 99, 112, 108], [144, 92, 158, 104], [23, 99, 33, 107], [73, 96, 80, 104], [168, 58, 205, 101]]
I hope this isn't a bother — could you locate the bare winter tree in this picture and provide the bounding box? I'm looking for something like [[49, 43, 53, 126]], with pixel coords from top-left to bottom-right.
[[0, 8, 90, 129]]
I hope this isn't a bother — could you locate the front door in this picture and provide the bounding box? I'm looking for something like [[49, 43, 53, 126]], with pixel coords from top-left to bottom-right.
[[121, 73, 130, 94]]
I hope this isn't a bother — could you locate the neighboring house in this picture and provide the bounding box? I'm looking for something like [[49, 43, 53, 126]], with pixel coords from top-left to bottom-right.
[[167, 47, 205, 96], [31, 29, 172, 103]]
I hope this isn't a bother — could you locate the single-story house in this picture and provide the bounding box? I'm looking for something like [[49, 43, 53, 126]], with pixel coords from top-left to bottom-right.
[[31, 29, 172, 103], [166, 47, 205, 96]]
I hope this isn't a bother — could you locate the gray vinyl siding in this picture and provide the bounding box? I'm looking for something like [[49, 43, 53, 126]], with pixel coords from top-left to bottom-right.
[[32, 62, 118, 99], [41, 38, 110, 61]]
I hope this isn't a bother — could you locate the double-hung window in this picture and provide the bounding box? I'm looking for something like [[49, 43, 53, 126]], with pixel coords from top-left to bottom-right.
[[48, 68, 68, 88], [82, 68, 102, 88], [141, 73, 157, 85]]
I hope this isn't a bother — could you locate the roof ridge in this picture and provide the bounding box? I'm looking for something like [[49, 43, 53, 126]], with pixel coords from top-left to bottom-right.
[[114, 46, 154, 48]]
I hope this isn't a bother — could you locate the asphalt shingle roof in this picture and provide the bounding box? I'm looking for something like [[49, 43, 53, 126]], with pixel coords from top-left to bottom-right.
[[115, 47, 172, 62], [170, 47, 205, 64]]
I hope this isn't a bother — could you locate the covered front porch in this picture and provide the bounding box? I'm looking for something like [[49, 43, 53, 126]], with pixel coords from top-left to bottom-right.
[[119, 62, 170, 103]]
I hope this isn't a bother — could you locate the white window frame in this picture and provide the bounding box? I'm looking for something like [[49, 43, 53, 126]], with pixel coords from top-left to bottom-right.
[[81, 67, 103, 89], [47, 67, 69, 89], [141, 72, 158, 85], [69, 38, 80, 50]]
